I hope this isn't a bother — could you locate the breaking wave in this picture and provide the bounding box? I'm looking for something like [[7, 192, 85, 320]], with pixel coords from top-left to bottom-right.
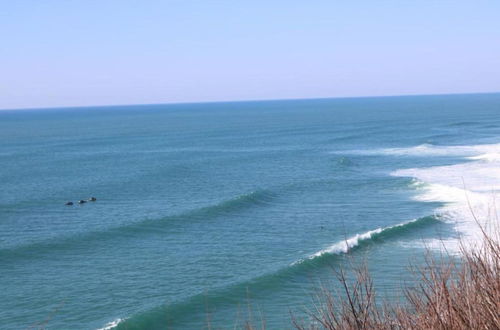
[[107, 215, 437, 330], [391, 142, 500, 252], [307, 217, 434, 259], [97, 318, 124, 330], [336, 142, 500, 158]]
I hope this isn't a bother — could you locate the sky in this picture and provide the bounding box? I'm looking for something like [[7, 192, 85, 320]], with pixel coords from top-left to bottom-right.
[[1, 1, 499, 110]]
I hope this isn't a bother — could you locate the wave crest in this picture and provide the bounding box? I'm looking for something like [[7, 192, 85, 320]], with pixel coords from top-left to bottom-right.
[[300, 216, 438, 263], [97, 318, 124, 330], [336, 142, 500, 158], [112, 215, 438, 329]]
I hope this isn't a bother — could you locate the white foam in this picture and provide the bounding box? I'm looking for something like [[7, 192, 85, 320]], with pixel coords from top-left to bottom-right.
[[338, 142, 500, 158], [318, 142, 500, 257], [391, 142, 500, 252], [310, 228, 383, 258], [379, 144, 474, 157], [308, 219, 420, 259], [398, 238, 462, 255], [467, 153, 500, 162], [97, 318, 123, 330]]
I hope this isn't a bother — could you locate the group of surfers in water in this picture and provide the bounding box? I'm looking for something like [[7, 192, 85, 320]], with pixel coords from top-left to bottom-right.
[[65, 197, 96, 206]]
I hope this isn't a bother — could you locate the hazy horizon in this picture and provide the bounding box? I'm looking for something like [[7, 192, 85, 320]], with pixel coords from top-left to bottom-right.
[[1, 1, 499, 110], [1, 91, 500, 112]]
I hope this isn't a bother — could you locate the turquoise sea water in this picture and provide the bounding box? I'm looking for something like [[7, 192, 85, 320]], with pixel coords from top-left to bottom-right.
[[1, 94, 500, 329]]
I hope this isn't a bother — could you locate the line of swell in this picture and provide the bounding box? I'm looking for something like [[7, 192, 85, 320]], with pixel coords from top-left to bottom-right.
[[111, 215, 438, 330], [0, 189, 277, 263], [304, 215, 438, 261]]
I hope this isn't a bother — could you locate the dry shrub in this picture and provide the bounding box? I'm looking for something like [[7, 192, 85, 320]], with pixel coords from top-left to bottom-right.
[[292, 265, 389, 330], [293, 227, 500, 330]]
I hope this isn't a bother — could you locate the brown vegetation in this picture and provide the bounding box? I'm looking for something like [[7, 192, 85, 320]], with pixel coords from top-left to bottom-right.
[[292, 228, 500, 330]]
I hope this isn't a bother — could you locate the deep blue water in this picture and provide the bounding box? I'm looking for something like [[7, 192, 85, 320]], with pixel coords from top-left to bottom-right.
[[1, 94, 499, 329]]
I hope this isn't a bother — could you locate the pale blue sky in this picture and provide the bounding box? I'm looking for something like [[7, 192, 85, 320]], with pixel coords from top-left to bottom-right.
[[1, 1, 499, 109]]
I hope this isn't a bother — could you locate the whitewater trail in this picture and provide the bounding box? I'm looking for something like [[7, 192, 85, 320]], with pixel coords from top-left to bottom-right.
[[388, 142, 500, 252], [100, 141, 500, 330], [100, 142, 500, 329], [308, 218, 422, 259], [97, 318, 124, 330], [333, 142, 500, 158], [287, 216, 437, 266]]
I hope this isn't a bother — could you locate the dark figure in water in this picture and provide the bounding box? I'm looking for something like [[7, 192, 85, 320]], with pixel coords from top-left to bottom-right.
[[65, 201, 73, 206], [78, 200, 86, 204], [88, 197, 97, 202]]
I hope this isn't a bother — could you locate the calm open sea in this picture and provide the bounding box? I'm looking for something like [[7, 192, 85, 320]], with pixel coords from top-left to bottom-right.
[[1, 94, 499, 329]]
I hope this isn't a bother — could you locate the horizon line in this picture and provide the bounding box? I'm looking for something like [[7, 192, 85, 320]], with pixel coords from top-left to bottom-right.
[[1, 90, 499, 112]]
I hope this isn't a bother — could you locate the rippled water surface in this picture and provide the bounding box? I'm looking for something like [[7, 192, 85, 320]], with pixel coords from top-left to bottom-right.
[[1, 94, 500, 329]]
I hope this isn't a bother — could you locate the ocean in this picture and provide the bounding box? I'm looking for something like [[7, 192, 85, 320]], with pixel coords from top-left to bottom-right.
[[1, 93, 499, 329]]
